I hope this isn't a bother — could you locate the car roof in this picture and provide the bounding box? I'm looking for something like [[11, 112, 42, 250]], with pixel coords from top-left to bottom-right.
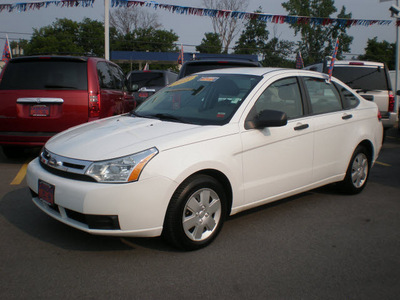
[[182, 59, 261, 65], [190, 67, 322, 78]]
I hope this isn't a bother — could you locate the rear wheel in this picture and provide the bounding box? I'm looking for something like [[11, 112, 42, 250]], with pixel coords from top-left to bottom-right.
[[163, 174, 227, 251], [339, 145, 370, 194]]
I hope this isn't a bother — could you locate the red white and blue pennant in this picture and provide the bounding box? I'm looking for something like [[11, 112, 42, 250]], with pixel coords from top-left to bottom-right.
[[111, 0, 394, 28], [0, 0, 95, 13], [0, 0, 396, 28]]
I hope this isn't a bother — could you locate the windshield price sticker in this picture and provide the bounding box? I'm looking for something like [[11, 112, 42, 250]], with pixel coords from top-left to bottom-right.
[[198, 77, 219, 82]]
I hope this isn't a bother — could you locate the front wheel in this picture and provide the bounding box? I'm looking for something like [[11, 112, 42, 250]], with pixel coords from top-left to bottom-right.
[[163, 175, 227, 251], [339, 145, 370, 194]]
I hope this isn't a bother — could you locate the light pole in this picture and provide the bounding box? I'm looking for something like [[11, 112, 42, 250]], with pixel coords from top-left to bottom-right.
[[389, 1, 400, 118], [105, 0, 110, 60]]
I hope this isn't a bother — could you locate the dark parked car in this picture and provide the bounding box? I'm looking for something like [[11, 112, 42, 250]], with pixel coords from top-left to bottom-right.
[[177, 58, 262, 79], [126, 70, 178, 106], [0, 55, 135, 158]]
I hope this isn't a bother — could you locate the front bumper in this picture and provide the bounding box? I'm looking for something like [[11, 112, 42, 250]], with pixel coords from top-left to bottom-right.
[[26, 158, 178, 237]]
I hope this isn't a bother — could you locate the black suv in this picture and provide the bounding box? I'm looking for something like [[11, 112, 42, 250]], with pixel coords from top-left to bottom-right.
[[126, 70, 178, 106], [177, 59, 262, 79]]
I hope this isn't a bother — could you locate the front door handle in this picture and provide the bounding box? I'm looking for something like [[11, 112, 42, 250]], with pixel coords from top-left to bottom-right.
[[294, 124, 309, 131], [342, 114, 353, 120]]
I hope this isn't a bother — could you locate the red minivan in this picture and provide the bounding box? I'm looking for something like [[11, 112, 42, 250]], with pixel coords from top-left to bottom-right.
[[0, 56, 135, 157]]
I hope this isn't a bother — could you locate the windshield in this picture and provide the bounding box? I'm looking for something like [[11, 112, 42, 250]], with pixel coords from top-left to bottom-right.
[[332, 66, 389, 91], [134, 74, 262, 125], [0, 60, 88, 90]]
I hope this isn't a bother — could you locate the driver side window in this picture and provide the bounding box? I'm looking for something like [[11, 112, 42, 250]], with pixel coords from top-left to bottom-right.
[[254, 77, 304, 119]]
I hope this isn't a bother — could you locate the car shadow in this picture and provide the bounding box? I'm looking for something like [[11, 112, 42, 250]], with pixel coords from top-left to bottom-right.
[[0, 187, 175, 252], [0, 146, 41, 164]]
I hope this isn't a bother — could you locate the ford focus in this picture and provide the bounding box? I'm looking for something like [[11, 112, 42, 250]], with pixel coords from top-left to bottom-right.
[[26, 68, 383, 250]]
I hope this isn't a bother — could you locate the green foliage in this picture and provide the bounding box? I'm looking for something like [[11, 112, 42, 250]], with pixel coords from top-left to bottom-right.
[[282, 0, 353, 65], [78, 18, 105, 56], [112, 27, 179, 52], [359, 37, 395, 69], [196, 33, 222, 54], [234, 10, 269, 56], [263, 38, 296, 67], [233, 8, 295, 67], [25, 18, 85, 56]]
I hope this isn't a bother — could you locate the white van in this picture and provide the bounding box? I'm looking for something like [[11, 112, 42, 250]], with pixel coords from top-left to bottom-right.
[[305, 60, 397, 130]]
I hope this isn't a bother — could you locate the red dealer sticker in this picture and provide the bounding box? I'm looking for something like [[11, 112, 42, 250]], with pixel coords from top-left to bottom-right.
[[30, 105, 50, 117], [38, 180, 55, 206]]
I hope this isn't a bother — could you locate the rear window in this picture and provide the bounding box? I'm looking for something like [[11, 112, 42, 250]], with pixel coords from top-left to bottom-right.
[[0, 60, 88, 90], [128, 72, 165, 88], [332, 66, 389, 91]]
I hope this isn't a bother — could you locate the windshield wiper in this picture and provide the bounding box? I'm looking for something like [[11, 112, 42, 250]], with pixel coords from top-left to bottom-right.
[[152, 113, 184, 123]]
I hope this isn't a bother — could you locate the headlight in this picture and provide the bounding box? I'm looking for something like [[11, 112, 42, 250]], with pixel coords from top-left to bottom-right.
[[86, 147, 158, 183]]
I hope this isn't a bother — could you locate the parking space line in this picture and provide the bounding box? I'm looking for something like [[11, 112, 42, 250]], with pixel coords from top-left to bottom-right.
[[375, 161, 391, 167], [10, 162, 29, 185]]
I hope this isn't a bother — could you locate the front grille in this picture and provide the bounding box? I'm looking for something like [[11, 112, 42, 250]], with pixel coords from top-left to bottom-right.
[[39, 160, 96, 182]]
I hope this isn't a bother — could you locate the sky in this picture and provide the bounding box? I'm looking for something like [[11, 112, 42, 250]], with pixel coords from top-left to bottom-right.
[[0, 0, 398, 58]]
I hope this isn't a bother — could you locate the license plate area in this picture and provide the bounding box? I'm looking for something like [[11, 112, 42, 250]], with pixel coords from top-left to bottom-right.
[[30, 105, 50, 117], [38, 180, 55, 206]]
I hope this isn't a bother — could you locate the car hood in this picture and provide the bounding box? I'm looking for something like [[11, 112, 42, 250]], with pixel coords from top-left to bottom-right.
[[45, 115, 232, 161]]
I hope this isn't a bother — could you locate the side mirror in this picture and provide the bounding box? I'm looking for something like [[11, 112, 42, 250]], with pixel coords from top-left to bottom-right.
[[245, 109, 288, 129], [396, 90, 400, 96]]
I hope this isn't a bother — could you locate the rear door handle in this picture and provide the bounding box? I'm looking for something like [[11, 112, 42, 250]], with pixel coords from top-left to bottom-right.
[[294, 124, 309, 131], [342, 114, 353, 120]]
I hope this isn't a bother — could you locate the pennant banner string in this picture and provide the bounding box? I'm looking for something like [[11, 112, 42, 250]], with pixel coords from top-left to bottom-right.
[[0, 0, 95, 13], [0, 0, 396, 28], [112, 0, 394, 27]]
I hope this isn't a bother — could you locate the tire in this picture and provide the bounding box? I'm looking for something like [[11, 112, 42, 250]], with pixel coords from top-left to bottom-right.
[[339, 145, 370, 194], [163, 174, 227, 251]]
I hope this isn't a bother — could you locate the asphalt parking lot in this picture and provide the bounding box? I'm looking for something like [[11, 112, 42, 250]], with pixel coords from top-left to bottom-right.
[[0, 127, 399, 299]]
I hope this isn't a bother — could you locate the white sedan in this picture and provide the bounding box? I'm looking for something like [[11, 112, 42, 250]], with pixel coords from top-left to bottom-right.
[[26, 68, 383, 250]]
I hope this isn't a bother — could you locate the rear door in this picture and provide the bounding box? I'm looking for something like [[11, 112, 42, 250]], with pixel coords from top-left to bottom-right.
[[0, 57, 89, 140], [302, 76, 359, 181]]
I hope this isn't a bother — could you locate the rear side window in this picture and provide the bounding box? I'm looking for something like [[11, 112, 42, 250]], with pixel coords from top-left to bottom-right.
[[332, 66, 389, 91], [336, 84, 360, 109], [0, 60, 88, 90]]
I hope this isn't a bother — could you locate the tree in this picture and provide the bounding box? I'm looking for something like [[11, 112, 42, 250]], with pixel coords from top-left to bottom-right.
[[202, 0, 249, 53], [359, 37, 395, 70], [23, 18, 106, 57], [233, 9, 295, 67], [196, 32, 222, 53], [233, 9, 269, 58], [25, 18, 83, 55], [282, 0, 353, 66], [78, 18, 105, 56], [110, 7, 161, 35], [112, 28, 179, 52]]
